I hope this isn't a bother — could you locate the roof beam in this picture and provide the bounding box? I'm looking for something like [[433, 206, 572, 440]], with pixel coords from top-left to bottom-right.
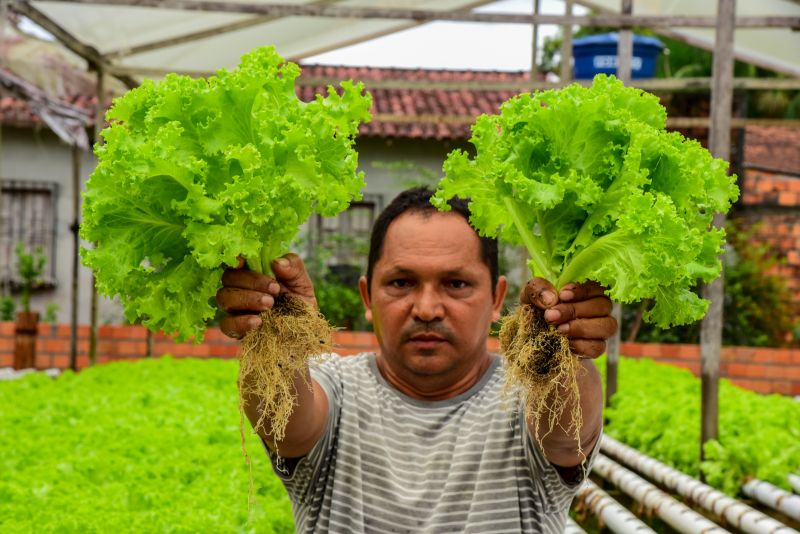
[[36, 1, 800, 29], [104, 0, 345, 60], [10, 1, 139, 88], [370, 113, 800, 128], [102, 66, 800, 91]]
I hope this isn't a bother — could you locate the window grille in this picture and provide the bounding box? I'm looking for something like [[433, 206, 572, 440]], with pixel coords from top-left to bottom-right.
[[0, 180, 58, 289], [312, 194, 381, 279]]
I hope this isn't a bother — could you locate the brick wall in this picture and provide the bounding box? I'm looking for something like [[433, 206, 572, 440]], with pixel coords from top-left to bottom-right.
[[740, 169, 800, 324], [2, 322, 798, 396], [620, 342, 800, 396]]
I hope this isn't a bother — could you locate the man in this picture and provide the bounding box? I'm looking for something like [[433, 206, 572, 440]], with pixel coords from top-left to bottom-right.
[[217, 187, 616, 533]]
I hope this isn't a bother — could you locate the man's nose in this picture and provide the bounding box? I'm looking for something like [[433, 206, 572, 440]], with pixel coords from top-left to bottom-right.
[[412, 285, 445, 322]]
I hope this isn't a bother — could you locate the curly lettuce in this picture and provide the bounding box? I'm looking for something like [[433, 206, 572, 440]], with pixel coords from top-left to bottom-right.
[[80, 47, 372, 341], [432, 75, 739, 328]]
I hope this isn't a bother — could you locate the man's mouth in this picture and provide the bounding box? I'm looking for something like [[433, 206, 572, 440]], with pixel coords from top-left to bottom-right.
[[408, 333, 447, 348]]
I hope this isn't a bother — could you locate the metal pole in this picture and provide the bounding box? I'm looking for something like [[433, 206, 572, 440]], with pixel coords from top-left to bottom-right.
[[606, 302, 620, 406], [617, 0, 633, 84], [70, 146, 80, 371], [700, 0, 736, 465], [605, 0, 632, 411], [560, 0, 573, 83], [530, 0, 540, 85], [88, 64, 104, 367]]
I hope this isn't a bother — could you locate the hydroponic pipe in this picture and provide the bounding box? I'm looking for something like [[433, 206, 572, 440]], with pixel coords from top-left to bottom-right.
[[601, 435, 798, 534], [742, 479, 800, 522], [593, 455, 730, 534], [564, 518, 587, 534], [577, 479, 656, 533], [789, 474, 800, 495]]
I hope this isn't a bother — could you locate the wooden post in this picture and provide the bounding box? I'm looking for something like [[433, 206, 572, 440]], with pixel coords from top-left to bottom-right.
[[560, 0, 573, 83], [605, 0, 633, 408], [70, 145, 81, 372], [606, 302, 621, 407], [530, 0, 540, 85], [13, 311, 39, 369], [700, 0, 735, 465], [617, 0, 633, 84], [88, 64, 104, 367]]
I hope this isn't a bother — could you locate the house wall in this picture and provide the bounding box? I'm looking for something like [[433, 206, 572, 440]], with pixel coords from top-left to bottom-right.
[[357, 136, 470, 208], [1, 130, 468, 327], [1, 126, 123, 325]]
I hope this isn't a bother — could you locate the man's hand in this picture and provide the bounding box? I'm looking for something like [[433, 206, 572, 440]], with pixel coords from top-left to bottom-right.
[[216, 253, 317, 339], [520, 278, 617, 358]]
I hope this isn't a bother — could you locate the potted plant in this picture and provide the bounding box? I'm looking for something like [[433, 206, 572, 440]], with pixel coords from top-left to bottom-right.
[[13, 243, 48, 370]]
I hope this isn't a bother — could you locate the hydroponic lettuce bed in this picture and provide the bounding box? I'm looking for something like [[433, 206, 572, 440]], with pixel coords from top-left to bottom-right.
[[2, 356, 798, 532], [601, 356, 800, 496], [0, 357, 294, 533]]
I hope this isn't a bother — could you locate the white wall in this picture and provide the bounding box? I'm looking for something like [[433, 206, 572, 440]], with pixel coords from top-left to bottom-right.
[[1, 126, 123, 325], [1, 128, 471, 326]]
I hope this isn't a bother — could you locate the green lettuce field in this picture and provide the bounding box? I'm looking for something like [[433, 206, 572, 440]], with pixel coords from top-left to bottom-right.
[[0, 357, 293, 533], [2, 355, 798, 532]]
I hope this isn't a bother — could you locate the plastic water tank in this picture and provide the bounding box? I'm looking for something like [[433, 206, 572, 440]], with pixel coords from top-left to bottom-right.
[[572, 33, 664, 79]]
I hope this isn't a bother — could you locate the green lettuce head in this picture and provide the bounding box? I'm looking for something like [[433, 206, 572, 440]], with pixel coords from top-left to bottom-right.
[[81, 46, 372, 341], [433, 75, 739, 328]]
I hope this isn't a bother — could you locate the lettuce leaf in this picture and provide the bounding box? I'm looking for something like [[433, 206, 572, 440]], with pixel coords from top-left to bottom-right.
[[80, 47, 372, 341], [432, 75, 738, 328]]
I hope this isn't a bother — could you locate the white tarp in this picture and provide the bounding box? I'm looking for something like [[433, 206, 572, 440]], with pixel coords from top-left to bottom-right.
[[22, 0, 800, 80], [31, 0, 497, 80]]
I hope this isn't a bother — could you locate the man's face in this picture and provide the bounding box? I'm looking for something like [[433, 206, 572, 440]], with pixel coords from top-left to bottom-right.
[[358, 211, 507, 387]]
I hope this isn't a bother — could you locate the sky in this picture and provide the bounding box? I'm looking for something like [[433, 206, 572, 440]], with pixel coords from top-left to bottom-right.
[[304, 0, 588, 71]]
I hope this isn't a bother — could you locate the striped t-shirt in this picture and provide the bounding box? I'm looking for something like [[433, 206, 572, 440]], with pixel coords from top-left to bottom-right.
[[267, 352, 592, 533]]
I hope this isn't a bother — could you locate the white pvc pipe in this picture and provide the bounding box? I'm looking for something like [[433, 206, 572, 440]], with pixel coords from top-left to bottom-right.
[[577, 479, 656, 533], [789, 474, 800, 496], [593, 455, 731, 534], [564, 518, 587, 534], [743, 479, 800, 522], [602, 435, 798, 534]]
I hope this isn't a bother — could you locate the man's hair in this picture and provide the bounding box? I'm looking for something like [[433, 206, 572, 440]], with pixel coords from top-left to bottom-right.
[[366, 187, 499, 294]]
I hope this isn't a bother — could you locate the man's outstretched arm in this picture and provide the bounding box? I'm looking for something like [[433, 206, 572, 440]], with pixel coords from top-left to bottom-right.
[[217, 254, 329, 458], [520, 279, 616, 473]]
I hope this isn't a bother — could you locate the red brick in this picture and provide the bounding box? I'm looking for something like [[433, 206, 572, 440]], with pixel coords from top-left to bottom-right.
[[0, 322, 14, 336], [51, 355, 70, 369], [41, 339, 68, 353], [792, 383, 800, 396], [730, 378, 771, 394], [208, 344, 239, 358], [778, 192, 798, 206], [0, 354, 11, 366], [202, 329, 229, 342], [727, 363, 752, 377], [770, 381, 792, 395]]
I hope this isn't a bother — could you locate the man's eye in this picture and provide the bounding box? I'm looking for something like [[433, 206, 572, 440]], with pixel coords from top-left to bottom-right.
[[390, 279, 411, 289], [448, 280, 468, 289]]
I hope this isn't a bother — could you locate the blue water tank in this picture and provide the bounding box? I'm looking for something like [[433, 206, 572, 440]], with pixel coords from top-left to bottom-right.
[[572, 33, 664, 79]]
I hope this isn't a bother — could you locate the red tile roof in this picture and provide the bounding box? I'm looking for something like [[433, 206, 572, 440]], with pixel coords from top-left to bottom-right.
[[296, 64, 530, 140]]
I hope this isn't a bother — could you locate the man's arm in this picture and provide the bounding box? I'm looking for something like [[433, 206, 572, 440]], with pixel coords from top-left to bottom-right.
[[520, 279, 616, 472], [217, 253, 329, 458]]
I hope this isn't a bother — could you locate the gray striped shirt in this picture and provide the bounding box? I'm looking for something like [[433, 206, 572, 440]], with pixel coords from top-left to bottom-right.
[[267, 352, 592, 533]]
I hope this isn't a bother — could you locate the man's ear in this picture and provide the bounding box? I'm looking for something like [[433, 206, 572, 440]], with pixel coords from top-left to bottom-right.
[[358, 275, 373, 323], [492, 276, 508, 323]]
